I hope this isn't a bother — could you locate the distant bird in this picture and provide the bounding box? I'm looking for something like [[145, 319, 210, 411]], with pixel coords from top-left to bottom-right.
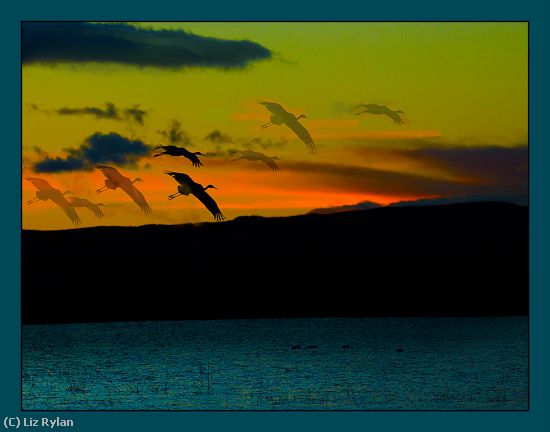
[[259, 101, 316, 151], [69, 197, 106, 219], [165, 171, 225, 221], [230, 150, 280, 171], [95, 165, 152, 213], [153, 145, 204, 167], [354, 103, 404, 125], [25, 177, 80, 225]]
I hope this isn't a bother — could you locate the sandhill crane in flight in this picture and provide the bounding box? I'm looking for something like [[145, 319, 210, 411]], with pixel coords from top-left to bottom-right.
[[25, 177, 81, 225], [165, 171, 225, 221], [230, 150, 280, 171], [95, 165, 152, 213], [354, 103, 404, 125], [259, 101, 316, 151], [153, 145, 205, 167], [69, 197, 106, 219]]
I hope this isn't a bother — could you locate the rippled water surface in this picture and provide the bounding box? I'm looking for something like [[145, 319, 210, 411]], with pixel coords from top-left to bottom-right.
[[22, 317, 528, 410]]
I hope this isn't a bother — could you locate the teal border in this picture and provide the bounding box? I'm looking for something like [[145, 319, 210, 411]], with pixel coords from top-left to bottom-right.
[[2, 1, 549, 431]]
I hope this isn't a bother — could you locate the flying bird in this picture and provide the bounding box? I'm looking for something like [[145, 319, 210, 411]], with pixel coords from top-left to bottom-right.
[[153, 145, 204, 167], [230, 150, 280, 171], [354, 103, 404, 125], [69, 197, 106, 219], [95, 165, 152, 213], [259, 101, 316, 151], [165, 171, 225, 221], [25, 177, 81, 225]]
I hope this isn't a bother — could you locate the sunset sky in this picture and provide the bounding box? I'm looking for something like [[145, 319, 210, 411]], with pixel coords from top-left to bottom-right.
[[22, 22, 528, 230]]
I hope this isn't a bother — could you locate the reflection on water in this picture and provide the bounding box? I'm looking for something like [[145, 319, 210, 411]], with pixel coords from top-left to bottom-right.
[[22, 317, 528, 410]]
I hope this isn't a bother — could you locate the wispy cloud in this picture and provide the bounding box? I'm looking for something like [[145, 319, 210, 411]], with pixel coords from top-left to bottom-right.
[[157, 120, 192, 146], [34, 132, 151, 173], [30, 102, 148, 124], [349, 143, 528, 185], [281, 157, 527, 198], [22, 22, 272, 69], [204, 129, 233, 144]]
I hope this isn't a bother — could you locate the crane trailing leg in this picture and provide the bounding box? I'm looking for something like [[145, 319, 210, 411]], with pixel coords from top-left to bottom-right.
[[26, 197, 40, 205], [168, 192, 181, 200]]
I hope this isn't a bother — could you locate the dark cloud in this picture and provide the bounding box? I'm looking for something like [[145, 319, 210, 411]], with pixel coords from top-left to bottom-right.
[[400, 146, 528, 185], [158, 120, 192, 146], [34, 132, 150, 173], [33, 102, 148, 125], [22, 22, 272, 69], [389, 194, 528, 207], [350, 144, 527, 187], [282, 158, 527, 198], [57, 102, 119, 120], [32, 146, 48, 157], [245, 136, 288, 151], [124, 105, 147, 125], [204, 129, 233, 144]]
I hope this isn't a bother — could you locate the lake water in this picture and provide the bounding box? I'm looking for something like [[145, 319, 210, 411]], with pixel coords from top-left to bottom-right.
[[22, 317, 528, 410]]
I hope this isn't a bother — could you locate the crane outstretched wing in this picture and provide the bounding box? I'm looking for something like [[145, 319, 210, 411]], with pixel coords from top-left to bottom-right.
[[186, 153, 203, 167], [194, 189, 225, 221], [261, 158, 279, 171], [50, 193, 81, 225], [70, 197, 105, 218], [284, 118, 316, 151], [166, 171, 195, 188], [259, 101, 288, 116], [96, 165, 124, 182], [155, 145, 179, 152], [119, 182, 152, 213], [26, 177, 55, 191], [88, 204, 105, 219], [386, 111, 403, 125]]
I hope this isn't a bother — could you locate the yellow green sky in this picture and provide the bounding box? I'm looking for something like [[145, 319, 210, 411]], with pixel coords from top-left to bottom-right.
[[22, 22, 528, 230]]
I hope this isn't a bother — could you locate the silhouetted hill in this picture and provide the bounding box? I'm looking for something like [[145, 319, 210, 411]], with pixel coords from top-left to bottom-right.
[[22, 202, 528, 324]]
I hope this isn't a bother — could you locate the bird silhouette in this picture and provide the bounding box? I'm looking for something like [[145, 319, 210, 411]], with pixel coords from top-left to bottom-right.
[[68, 197, 106, 219], [354, 103, 404, 125], [95, 165, 152, 213], [153, 145, 204, 167], [259, 101, 316, 151], [25, 177, 81, 225], [165, 171, 225, 221], [230, 150, 280, 171]]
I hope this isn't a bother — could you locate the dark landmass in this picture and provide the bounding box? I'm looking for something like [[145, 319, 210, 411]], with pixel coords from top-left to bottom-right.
[[22, 202, 528, 324]]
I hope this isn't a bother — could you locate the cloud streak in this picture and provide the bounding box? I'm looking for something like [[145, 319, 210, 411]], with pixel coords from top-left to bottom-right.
[[34, 132, 151, 173], [281, 156, 527, 198], [22, 22, 272, 69], [31, 102, 148, 124], [158, 120, 192, 146], [350, 143, 528, 185]]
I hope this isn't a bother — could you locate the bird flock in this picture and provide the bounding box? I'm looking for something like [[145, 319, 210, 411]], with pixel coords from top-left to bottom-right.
[[25, 101, 404, 225]]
